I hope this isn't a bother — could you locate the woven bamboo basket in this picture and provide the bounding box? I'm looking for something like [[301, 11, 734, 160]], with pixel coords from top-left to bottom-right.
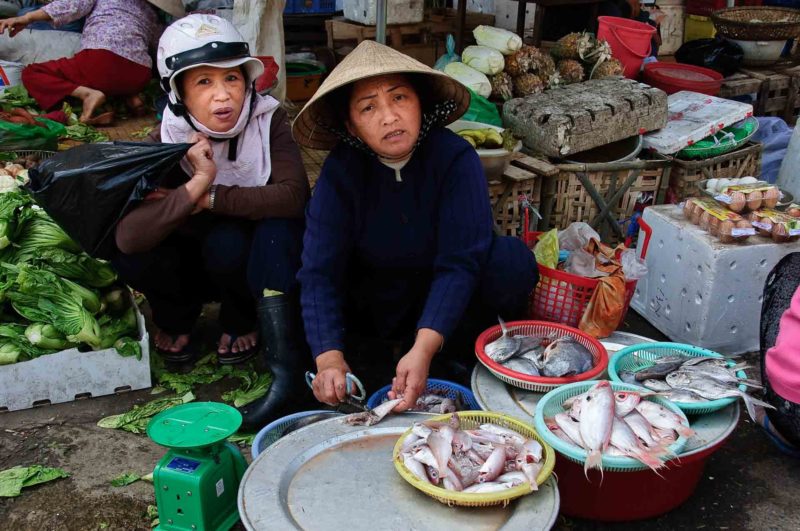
[[712, 7, 800, 41], [666, 141, 762, 202], [489, 178, 541, 237]]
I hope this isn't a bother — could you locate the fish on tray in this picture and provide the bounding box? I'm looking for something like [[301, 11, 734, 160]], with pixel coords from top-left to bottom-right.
[[545, 380, 694, 477], [618, 354, 774, 421], [397, 413, 544, 493], [484, 317, 595, 378]]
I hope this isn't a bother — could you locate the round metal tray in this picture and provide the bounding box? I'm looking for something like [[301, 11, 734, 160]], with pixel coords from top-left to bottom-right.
[[471, 332, 658, 421], [238, 413, 561, 531]]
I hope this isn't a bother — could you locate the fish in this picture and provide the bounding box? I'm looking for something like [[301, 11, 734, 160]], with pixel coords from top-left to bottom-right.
[[641, 379, 673, 392], [677, 365, 763, 389], [618, 370, 639, 384], [281, 412, 339, 436], [345, 398, 403, 426], [413, 446, 440, 471], [622, 409, 663, 450], [502, 356, 541, 376], [478, 447, 506, 483], [546, 419, 578, 446], [632, 355, 689, 381], [612, 390, 649, 417], [497, 471, 528, 486], [413, 393, 460, 414], [479, 423, 527, 445], [401, 452, 430, 483], [554, 412, 585, 448], [427, 430, 454, 474], [425, 464, 441, 485], [657, 388, 708, 404], [635, 401, 695, 438], [452, 430, 473, 453], [665, 371, 775, 421], [609, 415, 666, 474], [517, 336, 544, 357], [541, 336, 594, 377], [401, 432, 423, 452], [484, 316, 522, 362], [442, 466, 464, 491], [578, 380, 615, 477], [463, 482, 515, 494]]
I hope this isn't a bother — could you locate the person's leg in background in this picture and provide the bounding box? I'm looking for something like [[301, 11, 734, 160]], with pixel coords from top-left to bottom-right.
[[238, 218, 310, 430], [112, 234, 207, 362], [759, 252, 800, 456]]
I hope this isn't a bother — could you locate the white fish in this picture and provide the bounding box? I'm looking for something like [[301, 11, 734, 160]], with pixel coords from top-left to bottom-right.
[[622, 409, 663, 449], [554, 412, 585, 448], [635, 401, 695, 438], [345, 397, 403, 426], [401, 432, 422, 452], [546, 419, 578, 446], [484, 316, 523, 362], [442, 465, 464, 491], [412, 423, 432, 440], [497, 471, 528, 485], [519, 462, 541, 491], [427, 430, 454, 474], [412, 446, 439, 471], [463, 482, 515, 494], [401, 452, 430, 483], [609, 416, 665, 474], [478, 447, 506, 483], [452, 430, 473, 453], [578, 380, 614, 477], [479, 424, 527, 445]]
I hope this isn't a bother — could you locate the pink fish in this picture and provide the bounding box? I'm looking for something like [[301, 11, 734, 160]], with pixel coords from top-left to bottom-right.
[[546, 419, 578, 446], [609, 416, 666, 474], [623, 409, 665, 450], [635, 401, 695, 438], [427, 430, 454, 473], [554, 413, 585, 448], [478, 447, 506, 483], [463, 481, 515, 494], [578, 380, 614, 478], [345, 398, 403, 426], [401, 452, 429, 483]]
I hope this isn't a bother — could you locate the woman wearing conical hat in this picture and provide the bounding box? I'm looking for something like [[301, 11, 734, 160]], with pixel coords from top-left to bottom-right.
[[295, 41, 539, 410]]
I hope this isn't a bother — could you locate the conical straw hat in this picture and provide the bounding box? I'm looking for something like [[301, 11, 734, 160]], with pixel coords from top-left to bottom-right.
[[148, 0, 185, 18], [292, 40, 470, 149]]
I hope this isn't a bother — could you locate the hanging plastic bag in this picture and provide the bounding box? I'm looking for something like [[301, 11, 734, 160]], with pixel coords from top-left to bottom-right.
[[0, 118, 64, 151], [558, 222, 601, 252], [434, 35, 461, 71], [27, 141, 191, 259], [620, 248, 648, 280], [533, 228, 559, 269], [461, 87, 502, 127]]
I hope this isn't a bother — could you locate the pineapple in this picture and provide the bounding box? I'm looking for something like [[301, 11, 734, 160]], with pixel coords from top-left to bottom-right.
[[531, 50, 556, 82], [591, 58, 624, 79], [552, 32, 588, 60], [504, 46, 535, 77], [557, 59, 585, 84], [490, 72, 514, 101], [512, 73, 545, 97]]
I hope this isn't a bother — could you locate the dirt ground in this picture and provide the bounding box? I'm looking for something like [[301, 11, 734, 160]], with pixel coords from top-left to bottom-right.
[[1, 311, 799, 531]]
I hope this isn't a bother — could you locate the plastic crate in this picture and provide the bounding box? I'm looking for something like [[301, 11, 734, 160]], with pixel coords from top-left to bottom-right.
[[285, 0, 336, 15]]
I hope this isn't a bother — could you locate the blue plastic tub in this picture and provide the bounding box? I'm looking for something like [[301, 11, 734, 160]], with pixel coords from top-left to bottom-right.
[[366, 378, 481, 411], [284, 0, 336, 14], [251, 410, 343, 459]]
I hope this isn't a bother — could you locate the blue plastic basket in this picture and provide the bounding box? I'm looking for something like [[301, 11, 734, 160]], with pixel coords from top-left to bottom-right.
[[534, 381, 691, 472], [251, 410, 343, 459], [366, 378, 481, 410], [608, 342, 747, 415], [284, 0, 336, 14]]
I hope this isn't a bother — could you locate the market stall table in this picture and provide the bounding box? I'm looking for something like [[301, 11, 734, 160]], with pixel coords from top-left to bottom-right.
[[238, 413, 560, 530]]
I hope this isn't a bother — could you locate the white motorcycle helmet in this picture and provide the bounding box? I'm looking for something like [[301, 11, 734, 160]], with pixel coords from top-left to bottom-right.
[[157, 13, 264, 117]]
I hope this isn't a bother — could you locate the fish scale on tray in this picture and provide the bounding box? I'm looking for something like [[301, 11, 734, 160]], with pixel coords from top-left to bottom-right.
[[397, 413, 544, 493], [484, 317, 595, 377], [617, 353, 775, 420], [545, 380, 695, 476]]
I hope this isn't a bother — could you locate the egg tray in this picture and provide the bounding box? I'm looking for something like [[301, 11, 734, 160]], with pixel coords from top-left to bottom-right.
[[695, 179, 793, 211]]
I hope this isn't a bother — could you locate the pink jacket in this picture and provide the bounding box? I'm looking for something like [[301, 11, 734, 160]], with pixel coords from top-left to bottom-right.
[[766, 286, 800, 404]]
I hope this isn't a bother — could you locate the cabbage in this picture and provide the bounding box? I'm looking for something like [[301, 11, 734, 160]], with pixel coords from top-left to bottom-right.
[[462, 45, 505, 75], [444, 62, 492, 98], [473, 25, 523, 55]]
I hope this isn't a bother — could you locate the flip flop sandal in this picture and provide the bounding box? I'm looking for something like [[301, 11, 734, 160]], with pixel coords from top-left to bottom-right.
[[156, 334, 197, 364], [762, 415, 800, 459], [83, 111, 115, 126], [217, 335, 259, 365]]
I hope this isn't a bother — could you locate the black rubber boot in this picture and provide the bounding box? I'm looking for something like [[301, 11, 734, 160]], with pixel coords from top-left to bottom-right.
[[239, 294, 307, 432]]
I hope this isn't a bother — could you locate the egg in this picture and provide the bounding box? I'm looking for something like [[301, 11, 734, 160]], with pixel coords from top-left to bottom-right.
[[746, 190, 763, 211], [699, 211, 713, 230], [772, 222, 790, 243], [787, 206, 800, 218], [726, 191, 747, 213], [749, 211, 773, 236], [706, 179, 719, 193], [683, 198, 697, 219], [717, 220, 736, 243], [763, 188, 781, 209], [691, 205, 705, 225], [716, 178, 732, 193], [708, 215, 722, 237], [740, 176, 759, 185], [734, 219, 754, 242]]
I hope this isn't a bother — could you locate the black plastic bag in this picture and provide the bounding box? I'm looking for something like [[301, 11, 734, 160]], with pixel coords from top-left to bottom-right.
[[675, 38, 744, 77], [27, 141, 191, 259]]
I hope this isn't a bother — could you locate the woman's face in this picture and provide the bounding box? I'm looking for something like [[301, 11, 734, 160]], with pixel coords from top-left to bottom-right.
[[346, 74, 422, 160], [181, 65, 246, 132]]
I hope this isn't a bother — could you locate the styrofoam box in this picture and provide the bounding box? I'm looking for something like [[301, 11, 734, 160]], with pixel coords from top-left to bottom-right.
[[631, 205, 800, 355], [491, 0, 537, 33], [342, 0, 424, 26], [0, 303, 151, 412]]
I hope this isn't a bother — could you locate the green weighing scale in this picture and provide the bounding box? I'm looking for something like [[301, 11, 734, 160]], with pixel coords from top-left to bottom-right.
[[147, 402, 248, 531]]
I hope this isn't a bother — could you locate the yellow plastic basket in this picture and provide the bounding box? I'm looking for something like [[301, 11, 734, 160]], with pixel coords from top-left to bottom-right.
[[392, 411, 556, 507]]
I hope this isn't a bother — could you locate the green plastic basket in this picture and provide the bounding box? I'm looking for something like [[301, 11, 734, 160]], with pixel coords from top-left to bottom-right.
[[533, 380, 690, 472], [676, 117, 758, 160], [608, 342, 746, 415]]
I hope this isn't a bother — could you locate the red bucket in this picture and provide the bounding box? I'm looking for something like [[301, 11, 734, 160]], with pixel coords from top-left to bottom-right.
[[523, 217, 652, 329], [598, 16, 656, 78]]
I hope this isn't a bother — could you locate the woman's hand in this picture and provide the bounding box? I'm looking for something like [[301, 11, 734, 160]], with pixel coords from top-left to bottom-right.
[[184, 133, 216, 205], [388, 328, 443, 412], [0, 14, 31, 37], [312, 350, 352, 406]]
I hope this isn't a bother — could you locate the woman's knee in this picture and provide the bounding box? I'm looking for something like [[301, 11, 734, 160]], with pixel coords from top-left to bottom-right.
[[202, 222, 250, 276], [248, 218, 305, 295], [480, 236, 538, 311]]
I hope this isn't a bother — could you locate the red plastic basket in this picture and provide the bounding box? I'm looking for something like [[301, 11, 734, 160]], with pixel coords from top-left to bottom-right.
[[523, 216, 652, 328], [474, 321, 608, 392]]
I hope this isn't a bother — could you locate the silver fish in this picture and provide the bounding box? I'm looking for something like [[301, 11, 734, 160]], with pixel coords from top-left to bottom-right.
[[618, 370, 638, 385], [345, 398, 403, 426], [546, 418, 578, 446], [485, 316, 522, 362], [428, 430, 454, 474], [542, 336, 594, 377], [622, 409, 663, 449], [642, 379, 672, 392], [658, 388, 708, 404], [497, 470, 528, 486], [463, 481, 515, 494], [502, 356, 541, 376], [665, 371, 774, 421], [480, 423, 527, 445], [632, 355, 689, 381], [554, 412, 585, 449], [678, 365, 762, 389]]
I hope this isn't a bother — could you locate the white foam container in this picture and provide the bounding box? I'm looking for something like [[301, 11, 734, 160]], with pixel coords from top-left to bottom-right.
[[342, 0, 424, 25], [631, 205, 800, 355], [0, 302, 151, 412]]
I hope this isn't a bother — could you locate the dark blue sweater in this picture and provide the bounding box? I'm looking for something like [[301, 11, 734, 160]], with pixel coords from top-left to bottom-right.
[[298, 127, 494, 358]]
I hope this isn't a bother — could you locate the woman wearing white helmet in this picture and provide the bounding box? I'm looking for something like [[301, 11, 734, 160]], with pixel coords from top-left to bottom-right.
[[112, 14, 311, 429]]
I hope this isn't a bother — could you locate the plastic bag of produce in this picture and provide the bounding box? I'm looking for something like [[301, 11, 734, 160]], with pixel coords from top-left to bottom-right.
[[27, 141, 190, 259], [434, 34, 460, 71], [444, 62, 492, 98], [460, 88, 502, 126], [473, 25, 522, 55], [533, 228, 559, 269], [0, 118, 64, 152], [462, 45, 505, 75]]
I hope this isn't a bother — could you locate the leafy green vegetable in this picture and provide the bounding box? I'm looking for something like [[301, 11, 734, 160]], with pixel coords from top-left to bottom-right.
[[227, 432, 256, 446], [97, 392, 195, 433], [113, 337, 141, 360], [102, 288, 128, 314], [0, 86, 38, 110], [98, 307, 137, 349], [110, 473, 141, 487], [0, 342, 21, 365], [15, 212, 82, 256], [0, 465, 69, 497], [21, 247, 117, 288], [25, 323, 75, 350], [0, 323, 57, 363], [155, 353, 231, 395], [222, 370, 273, 408], [65, 123, 109, 143]]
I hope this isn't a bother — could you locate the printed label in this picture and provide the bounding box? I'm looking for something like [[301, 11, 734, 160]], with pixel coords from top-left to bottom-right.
[[752, 221, 772, 231], [790, 229, 800, 237], [216, 478, 224, 497], [714, 194, 732, 204], [731, 228, 756, 237]]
